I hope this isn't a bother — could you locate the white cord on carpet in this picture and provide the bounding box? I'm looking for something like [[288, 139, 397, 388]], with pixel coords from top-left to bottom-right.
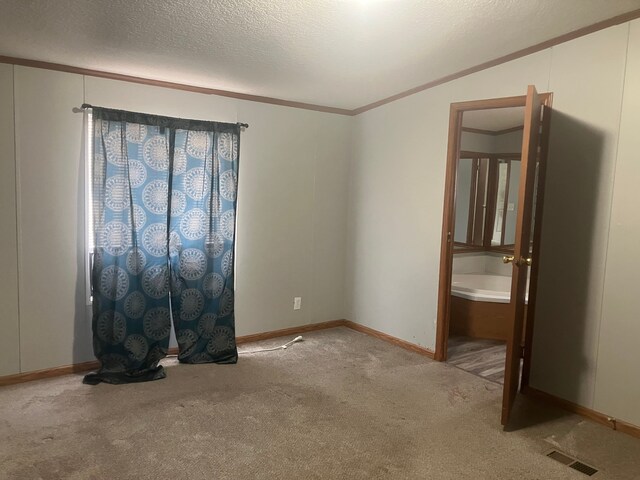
[[240, 336, 304, 354], [164, 335, 304, 358]]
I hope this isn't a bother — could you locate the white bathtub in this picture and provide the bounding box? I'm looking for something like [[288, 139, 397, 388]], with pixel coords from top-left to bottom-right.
[[451, 273, 529, 304]]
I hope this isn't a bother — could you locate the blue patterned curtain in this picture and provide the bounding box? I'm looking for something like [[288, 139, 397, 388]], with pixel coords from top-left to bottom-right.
[[84, 108, 240, 384]]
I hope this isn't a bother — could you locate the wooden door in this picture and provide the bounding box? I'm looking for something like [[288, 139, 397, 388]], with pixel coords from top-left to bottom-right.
[[501, 85, 546, 426]]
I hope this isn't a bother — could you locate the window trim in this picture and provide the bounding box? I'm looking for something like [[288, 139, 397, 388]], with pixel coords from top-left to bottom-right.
[[84, 109, 94, 305]]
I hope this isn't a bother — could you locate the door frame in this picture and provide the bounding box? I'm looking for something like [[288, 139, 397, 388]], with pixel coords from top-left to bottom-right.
[[433, 92, 552, 389]]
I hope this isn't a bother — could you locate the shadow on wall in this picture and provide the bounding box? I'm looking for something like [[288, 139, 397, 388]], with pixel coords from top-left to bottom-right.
[[530, 110, 606, 406], [73, 113, 93, 366]]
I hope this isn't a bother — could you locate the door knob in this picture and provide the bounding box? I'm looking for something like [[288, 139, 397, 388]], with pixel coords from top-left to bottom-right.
[[503, 256, 532, 266]]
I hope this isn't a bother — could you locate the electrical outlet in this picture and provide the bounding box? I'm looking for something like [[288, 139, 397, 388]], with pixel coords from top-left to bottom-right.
[[293, 297, 302, 310]]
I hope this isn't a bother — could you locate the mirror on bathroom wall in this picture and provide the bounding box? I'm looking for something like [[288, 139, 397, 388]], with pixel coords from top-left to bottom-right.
[[453, 153, 521, 252], [491, 158, 520, 248], [452, 109, 524, 254], [454, 156, 488, 246]]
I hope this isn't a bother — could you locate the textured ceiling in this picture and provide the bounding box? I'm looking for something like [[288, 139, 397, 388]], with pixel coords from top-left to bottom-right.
[[0, 0, 639, 110]]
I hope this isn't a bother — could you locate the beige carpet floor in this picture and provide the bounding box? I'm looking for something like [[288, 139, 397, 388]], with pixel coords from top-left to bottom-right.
[[1, 327, 639, 479]]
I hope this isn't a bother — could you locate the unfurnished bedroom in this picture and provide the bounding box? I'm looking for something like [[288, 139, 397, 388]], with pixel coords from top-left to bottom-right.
[[1, 1, 640, 479]]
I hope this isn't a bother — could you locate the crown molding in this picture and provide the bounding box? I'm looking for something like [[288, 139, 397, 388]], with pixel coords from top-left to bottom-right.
[[1, 8, 639, 117], [351, 8, 640, 115], [0, 55, 353, 116]]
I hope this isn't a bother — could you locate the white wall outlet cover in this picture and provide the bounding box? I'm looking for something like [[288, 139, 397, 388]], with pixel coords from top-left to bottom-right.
[[293, 297, 302, 310]]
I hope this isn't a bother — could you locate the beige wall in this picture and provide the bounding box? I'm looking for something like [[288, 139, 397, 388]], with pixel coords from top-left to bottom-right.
[[1, 67, 351, 374], [593, 19, 640, 427], [0, 64, 20, 376], [345, 46, 552, 346], [345, 21, 639, 425], [85, 78, 352, 336], [14, 68, 86, 373], [529, 23, 629, 409]]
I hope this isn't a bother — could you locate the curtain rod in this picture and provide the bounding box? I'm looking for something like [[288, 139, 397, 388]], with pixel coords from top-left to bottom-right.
[[80, 103, 249, 128]]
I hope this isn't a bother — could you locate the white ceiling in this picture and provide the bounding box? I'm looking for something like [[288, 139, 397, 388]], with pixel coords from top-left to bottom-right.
[[463, 107, 525, 131], [0, 0, 639, 110]]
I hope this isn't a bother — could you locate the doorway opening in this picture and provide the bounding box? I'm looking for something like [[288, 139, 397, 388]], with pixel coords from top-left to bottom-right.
[[448, 108, 524, 386], [434, 87, 553, 426]]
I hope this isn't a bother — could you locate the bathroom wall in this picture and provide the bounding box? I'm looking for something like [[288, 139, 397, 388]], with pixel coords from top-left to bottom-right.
[[452, 252, 511, 276], [494, 129, 523, 153], [460, 131, 494, 151], [484, 254, 513, 276], [460, 129, 523, 154], [451, 253, 486, 274]]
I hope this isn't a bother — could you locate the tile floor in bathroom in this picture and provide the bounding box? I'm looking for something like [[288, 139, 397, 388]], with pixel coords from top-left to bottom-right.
[[447, 336, 507, 384]]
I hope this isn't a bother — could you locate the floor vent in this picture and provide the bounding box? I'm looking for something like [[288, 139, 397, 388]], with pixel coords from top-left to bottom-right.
[[546, 450, 598, 476], [569, 461, 598, 476], [547, 450, 574, 465]]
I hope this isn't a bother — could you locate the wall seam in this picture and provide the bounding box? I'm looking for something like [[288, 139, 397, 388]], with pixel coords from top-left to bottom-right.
[[590, 21, 631, 411], [342, 117, 357, 323], [309, 126, 318, 325], [12, 64, 22, 373], [344, 118, 356, 321], [546, 45, 553, 91]]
